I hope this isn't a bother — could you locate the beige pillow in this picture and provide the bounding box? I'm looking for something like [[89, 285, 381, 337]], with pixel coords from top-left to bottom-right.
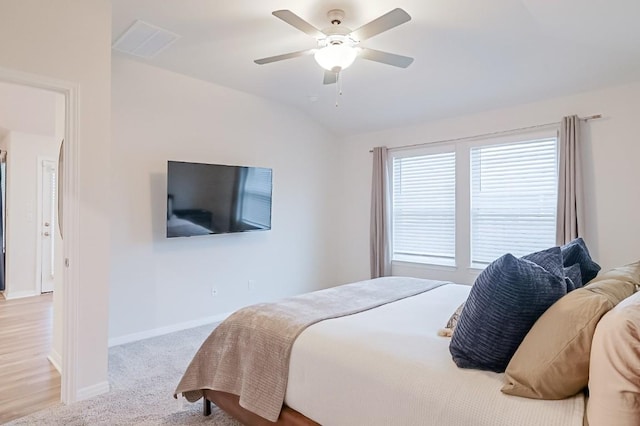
[[587, 290, 640, 426], [502, 262, 640, 399]]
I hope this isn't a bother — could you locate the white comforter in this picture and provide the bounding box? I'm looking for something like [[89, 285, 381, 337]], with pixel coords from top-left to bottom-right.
[[285, 283, 585, 426]]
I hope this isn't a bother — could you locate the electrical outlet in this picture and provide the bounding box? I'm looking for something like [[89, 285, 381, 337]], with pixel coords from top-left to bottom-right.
[[248, 280, 256, 291], [211, 286, 218, 297]]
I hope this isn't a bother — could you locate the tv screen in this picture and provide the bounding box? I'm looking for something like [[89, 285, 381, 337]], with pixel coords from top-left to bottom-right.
[[167, 161, 272, 238]]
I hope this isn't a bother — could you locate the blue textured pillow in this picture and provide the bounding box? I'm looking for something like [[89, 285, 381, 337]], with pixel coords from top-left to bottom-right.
[[522, 246, 564, 276], [563, 264, 582, 292], [561, 238, 601, 285], [524, 246, 581, 292], [450, 252, 566, 372]]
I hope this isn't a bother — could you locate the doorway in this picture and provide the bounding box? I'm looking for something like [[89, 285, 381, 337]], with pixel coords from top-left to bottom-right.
[[0, 82, 65, 423], [0, 66, 80, 405], [0, 89, 63, 301]]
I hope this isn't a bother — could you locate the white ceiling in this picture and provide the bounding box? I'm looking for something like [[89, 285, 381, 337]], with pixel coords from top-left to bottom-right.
[[111, 0, 640, 136]]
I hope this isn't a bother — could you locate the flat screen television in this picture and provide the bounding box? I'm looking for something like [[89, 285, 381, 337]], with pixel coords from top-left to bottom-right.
[[166, 161, 272, 238]]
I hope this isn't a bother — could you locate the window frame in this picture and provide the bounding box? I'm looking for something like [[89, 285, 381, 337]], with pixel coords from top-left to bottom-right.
[[389, 143, 458, 268], [389, 127, 559, 280]]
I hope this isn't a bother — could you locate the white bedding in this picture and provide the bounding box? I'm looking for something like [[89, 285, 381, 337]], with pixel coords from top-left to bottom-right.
[[285, 283, 585, 426]]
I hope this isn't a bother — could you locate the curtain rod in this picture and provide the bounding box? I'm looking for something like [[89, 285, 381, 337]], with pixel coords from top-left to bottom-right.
[[368, 114, 602, 153]]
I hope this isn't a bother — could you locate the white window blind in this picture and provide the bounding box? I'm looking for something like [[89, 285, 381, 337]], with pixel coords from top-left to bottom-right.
[[392, 151, 456, 265], [470, 138, 558, 265]]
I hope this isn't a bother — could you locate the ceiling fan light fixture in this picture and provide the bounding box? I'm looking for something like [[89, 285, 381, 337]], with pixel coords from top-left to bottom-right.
[[255, 8, 414, 87], [314, 43, 357, 73]]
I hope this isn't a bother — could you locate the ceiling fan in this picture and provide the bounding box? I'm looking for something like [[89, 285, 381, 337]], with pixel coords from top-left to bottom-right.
[[254, 8, 414, 85]]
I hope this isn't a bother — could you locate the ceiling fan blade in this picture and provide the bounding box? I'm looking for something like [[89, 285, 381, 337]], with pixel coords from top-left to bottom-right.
[[272, 10, 325, 38], [323, 71, 337, 85], [360, 48, 414, 68], [352, 8, 411, 41], [254, 49, 314, 65]]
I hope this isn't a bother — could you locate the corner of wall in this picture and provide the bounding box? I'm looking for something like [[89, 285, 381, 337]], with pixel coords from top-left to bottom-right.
[[76, 381, 110, 402]]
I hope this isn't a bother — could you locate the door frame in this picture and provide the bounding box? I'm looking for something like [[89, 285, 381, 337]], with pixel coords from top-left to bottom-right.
[[0, 66, 80, 404]]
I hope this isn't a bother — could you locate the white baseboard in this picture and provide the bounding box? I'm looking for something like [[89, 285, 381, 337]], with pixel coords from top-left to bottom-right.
[[108, 312, 232, 347], [77, 381, 110, 401], [48, 349, 63, 374], [4, 290, 39, 300]]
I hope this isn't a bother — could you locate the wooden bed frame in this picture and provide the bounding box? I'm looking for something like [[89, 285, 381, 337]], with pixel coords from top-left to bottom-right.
[[203, 390, 319, 426]]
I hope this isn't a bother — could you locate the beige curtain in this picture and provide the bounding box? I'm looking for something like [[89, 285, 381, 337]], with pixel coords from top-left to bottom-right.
[[370, 146, 391, 278], [556, 115, 584, 245]]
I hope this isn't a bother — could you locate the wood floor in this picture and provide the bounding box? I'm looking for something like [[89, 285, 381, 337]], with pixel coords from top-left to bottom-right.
[[0, 293, 60, 424]]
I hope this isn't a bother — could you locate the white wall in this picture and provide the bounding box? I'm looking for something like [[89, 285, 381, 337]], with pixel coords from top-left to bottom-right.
[[109, 57, 339, 341], [336, 81, 640, 285], [0, 0, 112, 396], [0, 81, 59, 136], [3, 131, 60, 299]]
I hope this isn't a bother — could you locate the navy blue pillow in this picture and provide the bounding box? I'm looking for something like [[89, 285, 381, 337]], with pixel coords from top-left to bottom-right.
[[450, 252, 566, 372], [560, 238, 600, 285], [522, 246, 564, 276], [563, 264, 582, 292], [523, 246, 581, 292]]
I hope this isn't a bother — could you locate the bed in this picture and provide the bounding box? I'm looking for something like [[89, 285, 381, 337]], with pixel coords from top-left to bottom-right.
[[175, 277, 589, 425], [283, 283, 584, 426]]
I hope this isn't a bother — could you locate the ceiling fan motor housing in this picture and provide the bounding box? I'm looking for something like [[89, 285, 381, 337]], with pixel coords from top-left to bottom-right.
[[318, 34, 356, 48], [326, 9, 345, 25]]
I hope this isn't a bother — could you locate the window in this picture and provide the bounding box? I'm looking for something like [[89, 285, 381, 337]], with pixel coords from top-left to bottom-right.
[[470, 138, 558, 266], [391, 150, 456, 266], [390, 131, 558, 269]]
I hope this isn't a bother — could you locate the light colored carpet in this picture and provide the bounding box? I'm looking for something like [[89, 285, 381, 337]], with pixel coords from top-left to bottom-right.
[[8, 324, 242, 425]]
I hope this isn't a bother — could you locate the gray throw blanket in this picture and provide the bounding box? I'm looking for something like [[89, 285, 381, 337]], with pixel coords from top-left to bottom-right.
[[175, 276, 447, 421]]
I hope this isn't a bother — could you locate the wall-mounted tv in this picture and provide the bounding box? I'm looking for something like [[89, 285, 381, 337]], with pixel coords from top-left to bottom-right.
[[167, 161, 272, 238]]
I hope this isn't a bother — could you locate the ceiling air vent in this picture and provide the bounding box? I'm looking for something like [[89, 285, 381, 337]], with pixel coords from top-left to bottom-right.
[[112, 20, 181, 59]]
